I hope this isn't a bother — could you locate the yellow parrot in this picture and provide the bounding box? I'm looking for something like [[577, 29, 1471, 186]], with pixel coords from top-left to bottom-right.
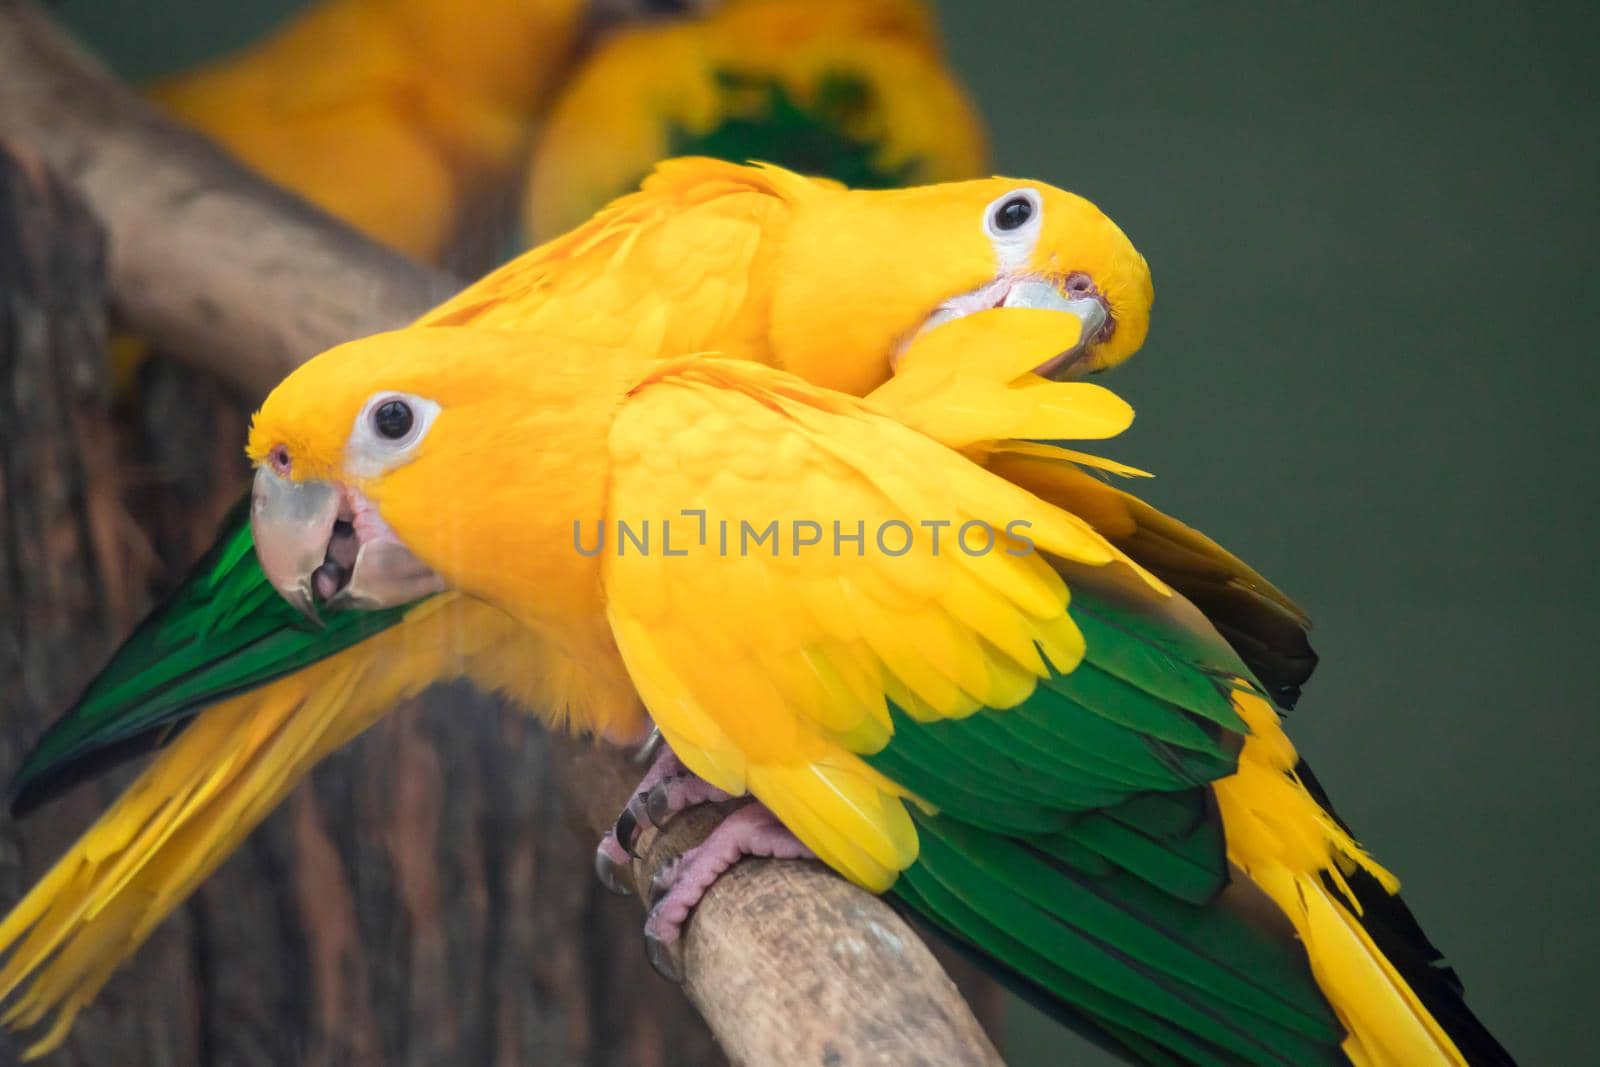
[[524, 0, 988, 240], [224, 309, 1511, 1065], [150, 0, 588, 263], [3, 161, 1306, 1056]]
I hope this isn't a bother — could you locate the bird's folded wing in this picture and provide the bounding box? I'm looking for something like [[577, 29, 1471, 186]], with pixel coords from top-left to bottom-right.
[[601, 356, 1361, 1064], [603, 354, 1173, 885]]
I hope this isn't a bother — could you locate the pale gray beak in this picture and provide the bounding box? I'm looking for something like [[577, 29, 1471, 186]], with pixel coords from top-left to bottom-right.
[[902, 272, 1114, 381], [251, 467, 339, 623], [250, 467, 444, 623]]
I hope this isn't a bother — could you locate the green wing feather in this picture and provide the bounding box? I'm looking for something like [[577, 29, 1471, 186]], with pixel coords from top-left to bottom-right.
[[10, 499, 412, 815], [864, 584, 1350, 1066]]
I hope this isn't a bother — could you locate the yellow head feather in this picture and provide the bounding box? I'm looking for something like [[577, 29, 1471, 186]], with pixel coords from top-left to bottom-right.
[[768, 172, 1154, 395], [248, 328, 639, 639]]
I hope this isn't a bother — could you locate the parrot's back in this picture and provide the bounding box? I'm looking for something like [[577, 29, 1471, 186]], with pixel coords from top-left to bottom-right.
[[424, 158, 810, 365]]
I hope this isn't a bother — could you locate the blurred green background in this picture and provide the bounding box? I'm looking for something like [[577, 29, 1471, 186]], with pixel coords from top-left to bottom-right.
[[49, 1, 1598, 1063]]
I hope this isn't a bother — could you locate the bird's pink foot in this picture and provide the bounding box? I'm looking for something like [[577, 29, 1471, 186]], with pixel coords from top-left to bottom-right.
[[644, 772, 733, 828], [593, 735, 731, 895], [641, 801, 814, 981]]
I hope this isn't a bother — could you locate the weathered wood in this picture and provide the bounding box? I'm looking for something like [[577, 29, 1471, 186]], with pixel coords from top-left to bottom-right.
[[0, 4, 1010, 1062], [0, 0, 460, 400], [180, 695, 727, 1067]]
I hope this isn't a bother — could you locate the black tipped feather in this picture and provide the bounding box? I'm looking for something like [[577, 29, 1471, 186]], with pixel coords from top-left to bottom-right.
[[1296, 762, 1517, 1065]]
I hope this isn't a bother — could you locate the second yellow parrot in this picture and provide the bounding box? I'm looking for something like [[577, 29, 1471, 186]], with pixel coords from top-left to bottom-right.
[[525, 0, 988, 239], [149, 0, 587, 263]]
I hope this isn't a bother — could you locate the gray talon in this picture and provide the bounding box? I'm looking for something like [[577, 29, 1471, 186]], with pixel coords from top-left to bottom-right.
[[594, 840, 633, 896], [644, 928, 685, 983]]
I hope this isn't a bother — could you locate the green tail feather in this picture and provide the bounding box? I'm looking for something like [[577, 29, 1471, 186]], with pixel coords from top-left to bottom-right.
[[10, 498, 413, 815], [895, 812, 1348, 1066], [892, 871, 1220, 1067]]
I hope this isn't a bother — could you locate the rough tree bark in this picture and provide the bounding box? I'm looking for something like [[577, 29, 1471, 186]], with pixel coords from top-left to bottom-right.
[[0, 4, 1007, 1066], [0, 141, 209, 1067]]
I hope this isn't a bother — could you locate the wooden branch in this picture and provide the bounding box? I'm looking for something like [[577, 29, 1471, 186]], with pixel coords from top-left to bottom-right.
[[0, 0, 460, 399], [0, 5, 1006, 1063], [555, 741, 1005, 1067]]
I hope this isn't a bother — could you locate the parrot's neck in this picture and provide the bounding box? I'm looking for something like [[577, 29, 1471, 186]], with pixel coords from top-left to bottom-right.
[[368, 348, 647, 740]]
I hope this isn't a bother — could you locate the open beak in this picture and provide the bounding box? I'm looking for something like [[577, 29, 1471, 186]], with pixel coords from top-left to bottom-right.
[[903, 272, 1114, 381], [250, 467, 445, 623]]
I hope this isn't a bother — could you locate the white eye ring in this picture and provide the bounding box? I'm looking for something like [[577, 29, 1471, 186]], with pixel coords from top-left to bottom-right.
[[983, 187, 1044, 270], [346, 391, 441, 478]]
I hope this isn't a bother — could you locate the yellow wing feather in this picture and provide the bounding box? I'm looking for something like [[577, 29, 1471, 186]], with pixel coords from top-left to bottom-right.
[[604, 353, 1470, 1063], [422, 159, 815, 361]]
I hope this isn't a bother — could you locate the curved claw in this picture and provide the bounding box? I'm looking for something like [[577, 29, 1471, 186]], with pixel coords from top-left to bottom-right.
[[594, 834, 634, 896], [645, 782, 678, 829], [635, 802, 813, 985], [646, 774, 732, 829], [644, 928, 685, 983], [615, 792, 649, 858]]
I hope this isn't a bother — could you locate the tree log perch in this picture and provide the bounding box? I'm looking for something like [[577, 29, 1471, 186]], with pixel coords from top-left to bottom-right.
[[0, 4, 1006, 1063], [557, 742, 1005, 1067]]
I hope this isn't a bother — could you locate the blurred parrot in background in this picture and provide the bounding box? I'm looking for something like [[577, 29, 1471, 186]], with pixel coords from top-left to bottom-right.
[[212, 308, 1507, 1065], [0, 161, 1326, 1058], [524, 0, 986, 239]]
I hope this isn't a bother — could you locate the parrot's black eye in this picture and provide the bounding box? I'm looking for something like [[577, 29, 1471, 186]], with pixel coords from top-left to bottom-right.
[[983, 190, 1043, 246], [992, 196, 1034, 232], [350, 391, 439, 475], [373, 400, 414, 440]]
